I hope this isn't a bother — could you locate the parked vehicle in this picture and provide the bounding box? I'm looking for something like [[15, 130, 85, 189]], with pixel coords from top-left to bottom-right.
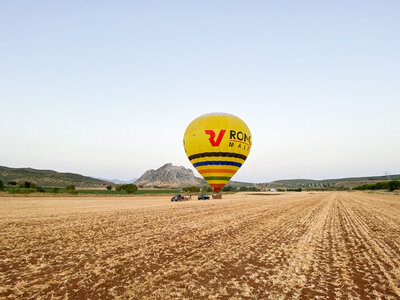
[[198, 194, 210, 200], [171, 194, 184, 201], [171, 194, 190, 201]]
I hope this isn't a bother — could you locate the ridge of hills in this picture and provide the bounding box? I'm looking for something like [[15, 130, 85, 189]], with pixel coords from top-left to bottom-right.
[[267, 174, 400, 188], [0, 166, 112, 188], [95, 177, 138, 184], [1, 164, 398, 189]]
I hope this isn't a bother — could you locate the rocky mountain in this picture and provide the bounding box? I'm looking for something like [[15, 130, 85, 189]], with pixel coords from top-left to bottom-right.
[[0, 166, 113, 188], [135, 163, 204, 188]]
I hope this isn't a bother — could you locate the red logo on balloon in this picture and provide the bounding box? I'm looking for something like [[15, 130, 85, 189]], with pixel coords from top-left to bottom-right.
[[205, 130, 226, 146]]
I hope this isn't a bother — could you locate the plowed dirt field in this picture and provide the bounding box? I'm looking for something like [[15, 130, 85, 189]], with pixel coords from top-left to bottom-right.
[[1, 192, 399, 299]]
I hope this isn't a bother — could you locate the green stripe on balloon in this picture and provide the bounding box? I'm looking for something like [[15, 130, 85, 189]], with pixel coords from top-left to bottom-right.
[[203, 176, 232, 181]]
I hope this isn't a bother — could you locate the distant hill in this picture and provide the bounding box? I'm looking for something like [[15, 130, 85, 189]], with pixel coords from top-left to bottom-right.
[[265, 174, 400, 189], [4, 163, 392, 191], [96, 177, 138, 184], [226, 180, 255, 188], [0, 166, 113, 188]]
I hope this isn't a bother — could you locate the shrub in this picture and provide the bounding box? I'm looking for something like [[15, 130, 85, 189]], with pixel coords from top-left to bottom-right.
[[66, 185, 76, 192], [19, 181, 36, 188], [106, 185, 112, 191], [0, 179, 3, 191], [8, 181, 17, 186], [374, 182, 390, 190], [182, 186, 200, 193], [388, 180, 400, 191], [115, 184, 138, 194], [353, 180, 400, 191], [287, 188, 302, 192], [123, 184, 138, 194], [51, 188, 60, 193], [247, 186, 261, 192], [8, 187, 36, 194], [222, 185, 236, 192], [20, 188, 36, 194]]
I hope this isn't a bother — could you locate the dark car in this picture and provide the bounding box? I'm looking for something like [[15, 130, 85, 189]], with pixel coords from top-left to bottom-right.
[[171, 194, 184, 201], [198, 194, 210, 200]]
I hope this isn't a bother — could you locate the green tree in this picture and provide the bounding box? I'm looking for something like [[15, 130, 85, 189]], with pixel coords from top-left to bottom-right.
[[222, 185, 236, 192], [247, 186, 262, 191], [388, 180, 400, 191], [19, 181, 35, 188], [66, 185, 76, 192], [123, 184, 138, 194], [115, 184, 137, 194], [106, 185, 112, 190], [354, 181, 393, 191], [0, 179, 3, 191], [8, 181, 17, 186]]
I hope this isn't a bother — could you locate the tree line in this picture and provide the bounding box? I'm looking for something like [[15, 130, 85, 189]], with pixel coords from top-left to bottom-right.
[[0, 179, 138, 194], [353, 180, 400, 191]]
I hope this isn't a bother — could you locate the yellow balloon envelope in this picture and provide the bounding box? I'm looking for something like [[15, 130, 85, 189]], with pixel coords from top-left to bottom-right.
[[184, 113, 252, 192]]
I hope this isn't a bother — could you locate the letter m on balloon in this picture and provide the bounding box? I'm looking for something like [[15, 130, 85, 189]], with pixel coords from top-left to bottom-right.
[[205, 129, 226, 146]]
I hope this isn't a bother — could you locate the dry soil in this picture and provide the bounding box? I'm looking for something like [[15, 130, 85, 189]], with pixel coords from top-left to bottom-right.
[[0, 192, 399, 299]]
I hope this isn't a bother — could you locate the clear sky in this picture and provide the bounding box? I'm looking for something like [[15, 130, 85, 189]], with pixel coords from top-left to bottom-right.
[[1, 1, 399, 183]]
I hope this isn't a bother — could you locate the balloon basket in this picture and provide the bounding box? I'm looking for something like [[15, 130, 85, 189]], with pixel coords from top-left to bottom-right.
[[212, 193, 222, 199]]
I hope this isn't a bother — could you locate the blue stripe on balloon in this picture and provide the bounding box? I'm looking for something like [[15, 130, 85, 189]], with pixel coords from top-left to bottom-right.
[[193, 161, 242, 167]]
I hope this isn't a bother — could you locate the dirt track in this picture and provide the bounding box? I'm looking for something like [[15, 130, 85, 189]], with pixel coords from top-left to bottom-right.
[[1, 192, 399, 299]]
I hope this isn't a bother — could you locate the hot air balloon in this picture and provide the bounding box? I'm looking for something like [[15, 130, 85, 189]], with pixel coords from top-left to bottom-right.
[[184, 113, 252, 193]]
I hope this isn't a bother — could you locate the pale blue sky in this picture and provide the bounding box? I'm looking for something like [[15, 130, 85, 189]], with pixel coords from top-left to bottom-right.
[[1, 1, 399, 182]]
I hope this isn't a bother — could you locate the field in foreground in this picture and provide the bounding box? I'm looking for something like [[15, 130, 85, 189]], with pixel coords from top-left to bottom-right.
[[1, 192, 399, 299]]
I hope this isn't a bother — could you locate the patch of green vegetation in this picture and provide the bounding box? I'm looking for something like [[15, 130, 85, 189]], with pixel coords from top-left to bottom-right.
[[74, 189, 126, 195], [286, 188, 303, 192], [353, 180, 400, 191], [7, 187, 38, 194], [115, 184, 138, 194], [223, 185, 260, 192], [182, 186, 200, 193]]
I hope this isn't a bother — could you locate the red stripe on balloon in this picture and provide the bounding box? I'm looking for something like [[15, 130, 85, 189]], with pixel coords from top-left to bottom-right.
[[198, 169, 236, 174], [210, 184, 225, 193]]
